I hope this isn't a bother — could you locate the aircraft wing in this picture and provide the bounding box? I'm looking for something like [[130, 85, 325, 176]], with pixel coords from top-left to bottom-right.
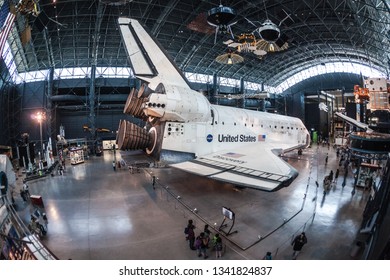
[[170, 144, 298, 192]]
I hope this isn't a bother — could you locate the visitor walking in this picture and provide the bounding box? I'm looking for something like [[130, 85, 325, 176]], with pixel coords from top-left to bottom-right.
[[291, 232, 307, 259]]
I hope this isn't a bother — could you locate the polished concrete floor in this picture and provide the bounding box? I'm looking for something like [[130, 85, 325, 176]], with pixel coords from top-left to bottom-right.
[[14, 144, 370, 260]]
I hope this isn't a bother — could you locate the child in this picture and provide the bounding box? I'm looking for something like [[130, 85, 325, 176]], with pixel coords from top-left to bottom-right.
[[263, 251, 272, 260], [214, 233, 223, 258]]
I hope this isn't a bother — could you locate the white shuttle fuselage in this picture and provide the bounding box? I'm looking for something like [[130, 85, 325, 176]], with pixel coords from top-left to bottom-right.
[[159, 102, 309, 159], [117, 18, 310, 191]]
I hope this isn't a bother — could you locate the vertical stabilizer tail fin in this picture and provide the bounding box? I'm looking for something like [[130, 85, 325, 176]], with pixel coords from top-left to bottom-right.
[[118, 17, 190, 89]]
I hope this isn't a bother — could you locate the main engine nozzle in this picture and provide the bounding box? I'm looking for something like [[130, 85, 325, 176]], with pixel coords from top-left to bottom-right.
[[116, 120, 157, 153], [123, 83, 166, 121], [123, 87, 148, 120]]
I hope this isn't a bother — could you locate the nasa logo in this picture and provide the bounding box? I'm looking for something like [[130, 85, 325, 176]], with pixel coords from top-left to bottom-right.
[[206, 134, 213, 142]]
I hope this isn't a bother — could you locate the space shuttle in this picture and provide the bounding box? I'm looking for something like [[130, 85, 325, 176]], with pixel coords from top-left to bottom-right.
[[116, 18, 310, 191]]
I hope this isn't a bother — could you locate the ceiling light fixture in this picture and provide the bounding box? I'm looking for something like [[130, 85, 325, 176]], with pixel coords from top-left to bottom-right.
[[227, 54, 233, 65], [215, 51, 244, 65]]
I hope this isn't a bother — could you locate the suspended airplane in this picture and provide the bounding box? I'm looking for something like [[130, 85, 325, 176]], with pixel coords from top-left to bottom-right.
[[82, 125, 111, 133], [116, 17, 310, 191]]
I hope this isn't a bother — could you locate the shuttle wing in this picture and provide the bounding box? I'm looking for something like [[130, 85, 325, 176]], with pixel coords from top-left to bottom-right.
[[171, 144, 298, 191]]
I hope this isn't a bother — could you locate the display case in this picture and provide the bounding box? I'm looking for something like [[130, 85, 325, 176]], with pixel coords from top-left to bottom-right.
[[103, 140, 117, 150], [356, 163, 380, 188], [69, 147, 84, 165]]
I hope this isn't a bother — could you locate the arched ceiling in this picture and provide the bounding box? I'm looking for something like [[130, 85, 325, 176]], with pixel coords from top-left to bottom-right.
[[9, 0, 390, 89]]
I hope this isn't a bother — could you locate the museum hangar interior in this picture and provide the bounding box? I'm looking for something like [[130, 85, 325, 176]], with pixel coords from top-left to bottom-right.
[[0, 0, 390, 260]]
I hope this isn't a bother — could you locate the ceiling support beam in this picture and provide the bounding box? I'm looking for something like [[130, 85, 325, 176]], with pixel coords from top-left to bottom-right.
[[42, 22, 55, 154], [151, 0, 180, 36], [381, 0, 390, 13], [42, 29, 55, 68], [45, 67, 54, 152], [347, 0, 374, 68], [88, 1, 106, 146]]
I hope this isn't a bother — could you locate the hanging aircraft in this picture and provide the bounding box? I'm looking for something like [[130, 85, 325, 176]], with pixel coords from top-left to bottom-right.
[[116, 17, 310, 191]]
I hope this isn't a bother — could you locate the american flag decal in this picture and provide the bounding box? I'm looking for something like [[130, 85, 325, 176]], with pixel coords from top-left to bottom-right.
[[0, 1, 16, 57], [258, 134, 266, 141]]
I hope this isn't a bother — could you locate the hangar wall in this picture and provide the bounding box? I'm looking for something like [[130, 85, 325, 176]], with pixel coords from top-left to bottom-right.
[[12, 78, 139, 150], [2, 72, 362, 149]]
